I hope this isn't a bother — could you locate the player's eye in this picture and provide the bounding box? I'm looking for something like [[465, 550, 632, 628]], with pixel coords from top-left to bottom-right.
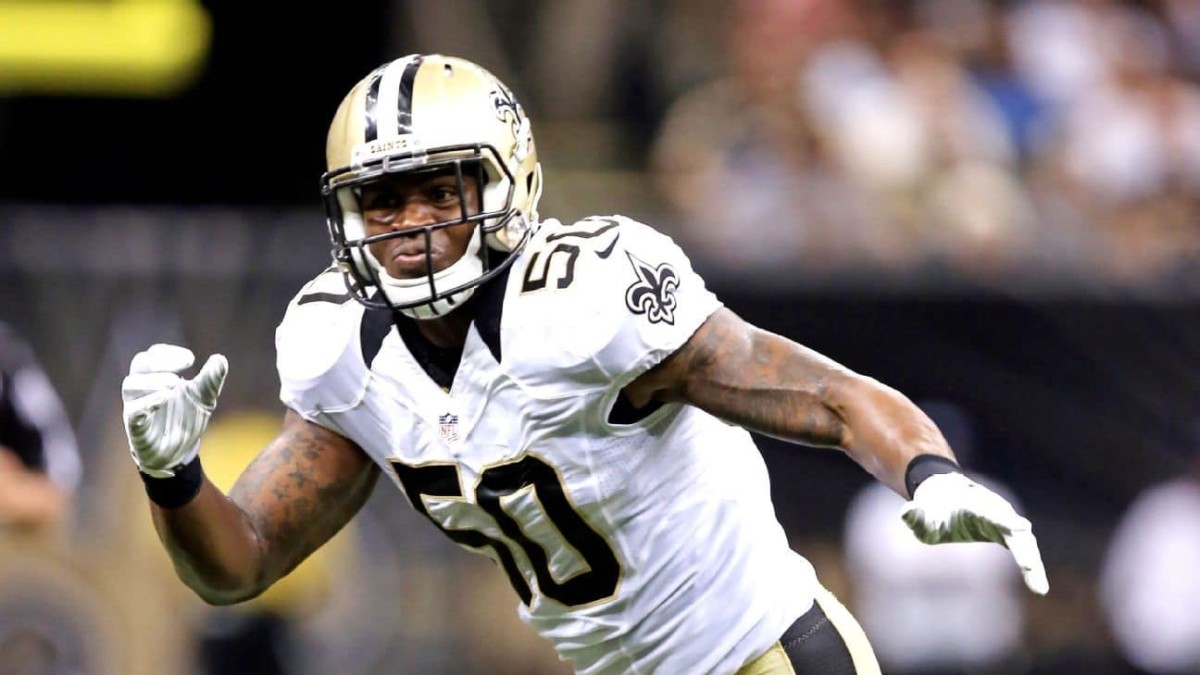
[[365, 211, 397, 227], [362, 192, 400, 211], [429, 186, 459, 203]]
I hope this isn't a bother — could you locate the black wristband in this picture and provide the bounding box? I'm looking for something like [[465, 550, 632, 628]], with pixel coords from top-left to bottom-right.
[[904, 454, 961, 499], [140, 455, 205, 509]]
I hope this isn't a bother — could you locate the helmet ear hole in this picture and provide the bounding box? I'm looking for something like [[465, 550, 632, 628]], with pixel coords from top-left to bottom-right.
[[484, 214, 530, 252], [335, 189, 375, 280]]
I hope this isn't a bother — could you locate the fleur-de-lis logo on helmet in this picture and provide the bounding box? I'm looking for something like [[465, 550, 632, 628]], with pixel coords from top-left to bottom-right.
[[624, 252, 680, 325], [491, 85, 531, 163]]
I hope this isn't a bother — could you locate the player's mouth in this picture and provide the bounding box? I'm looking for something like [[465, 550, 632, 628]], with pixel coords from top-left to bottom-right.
[[391, 248, 429, 263], [386, 242, 440, 277]]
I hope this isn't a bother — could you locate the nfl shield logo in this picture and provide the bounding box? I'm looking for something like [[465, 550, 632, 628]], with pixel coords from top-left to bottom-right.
[[438, 412, 460, 442]]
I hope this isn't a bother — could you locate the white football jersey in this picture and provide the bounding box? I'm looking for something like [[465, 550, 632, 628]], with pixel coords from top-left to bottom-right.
[[275, 215, 818, 674]]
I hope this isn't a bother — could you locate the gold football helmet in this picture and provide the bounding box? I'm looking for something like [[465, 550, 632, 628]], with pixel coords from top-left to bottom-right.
[[321, 54, 543, 318]]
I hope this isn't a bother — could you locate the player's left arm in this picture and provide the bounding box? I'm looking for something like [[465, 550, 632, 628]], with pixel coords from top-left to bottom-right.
[[625, 306, 1049, 594], [626, 306, 944, 493]]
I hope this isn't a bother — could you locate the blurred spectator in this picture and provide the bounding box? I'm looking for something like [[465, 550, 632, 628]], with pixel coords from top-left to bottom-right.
[[651, 0, 908, 277], [650, 0, 1200, 293], [843, 401, 1028, 675], [1005, 0, 1113, 111], [1004, 0, 1200, 289], [1159, 0, 1200, 75], [1099, 447, 1200, 673], [652, 0, 1042, 284], [921, 0, 1049, 161], [0, 321, 81, 534]]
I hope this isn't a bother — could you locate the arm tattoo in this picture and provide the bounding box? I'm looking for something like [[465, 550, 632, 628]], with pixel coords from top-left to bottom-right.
[[664, 309, 850, 449], [230, 415, 379, 581]]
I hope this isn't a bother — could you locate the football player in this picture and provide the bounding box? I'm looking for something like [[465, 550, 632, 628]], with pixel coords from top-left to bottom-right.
[[121, 54, 1048, 675]]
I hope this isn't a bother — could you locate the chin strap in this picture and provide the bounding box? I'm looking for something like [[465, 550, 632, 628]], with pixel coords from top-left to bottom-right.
[[394, 287, 477, 319], [376, 232, 485, 317]]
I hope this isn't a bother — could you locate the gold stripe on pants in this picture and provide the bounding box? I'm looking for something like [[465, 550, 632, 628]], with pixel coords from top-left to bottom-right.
[[736, 585, 881, 675]]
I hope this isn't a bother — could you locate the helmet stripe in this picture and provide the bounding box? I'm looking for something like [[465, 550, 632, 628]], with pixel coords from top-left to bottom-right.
[[363, 68, 384, 143], [396, 55, 423, 135], [377, 55, 423, 140]]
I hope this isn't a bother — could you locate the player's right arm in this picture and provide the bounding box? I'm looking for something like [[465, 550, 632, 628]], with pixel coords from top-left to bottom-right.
[[123, 343, 379, 606], [153, 410, 378, 605]]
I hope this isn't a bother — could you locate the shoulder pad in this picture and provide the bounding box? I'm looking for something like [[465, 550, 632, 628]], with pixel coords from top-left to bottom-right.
[[276, 267, 370, 414], [505, 215, 720, 390]]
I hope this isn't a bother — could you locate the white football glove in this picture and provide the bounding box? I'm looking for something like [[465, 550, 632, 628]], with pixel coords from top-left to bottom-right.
[[901, 472, 1049, 595], [121, 344, 228, 478]]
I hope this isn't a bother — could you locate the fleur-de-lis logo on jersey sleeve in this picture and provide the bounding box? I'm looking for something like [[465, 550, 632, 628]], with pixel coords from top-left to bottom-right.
[[624, 251, 680, 325]]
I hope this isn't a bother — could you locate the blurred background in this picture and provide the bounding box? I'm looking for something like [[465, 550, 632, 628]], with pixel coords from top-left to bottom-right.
[[1, 0, 1198, 673]]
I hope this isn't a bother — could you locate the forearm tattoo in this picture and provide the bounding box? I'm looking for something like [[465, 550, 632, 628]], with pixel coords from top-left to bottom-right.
[[230, 417, 378, 577], [673, 311, 849, 449]]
